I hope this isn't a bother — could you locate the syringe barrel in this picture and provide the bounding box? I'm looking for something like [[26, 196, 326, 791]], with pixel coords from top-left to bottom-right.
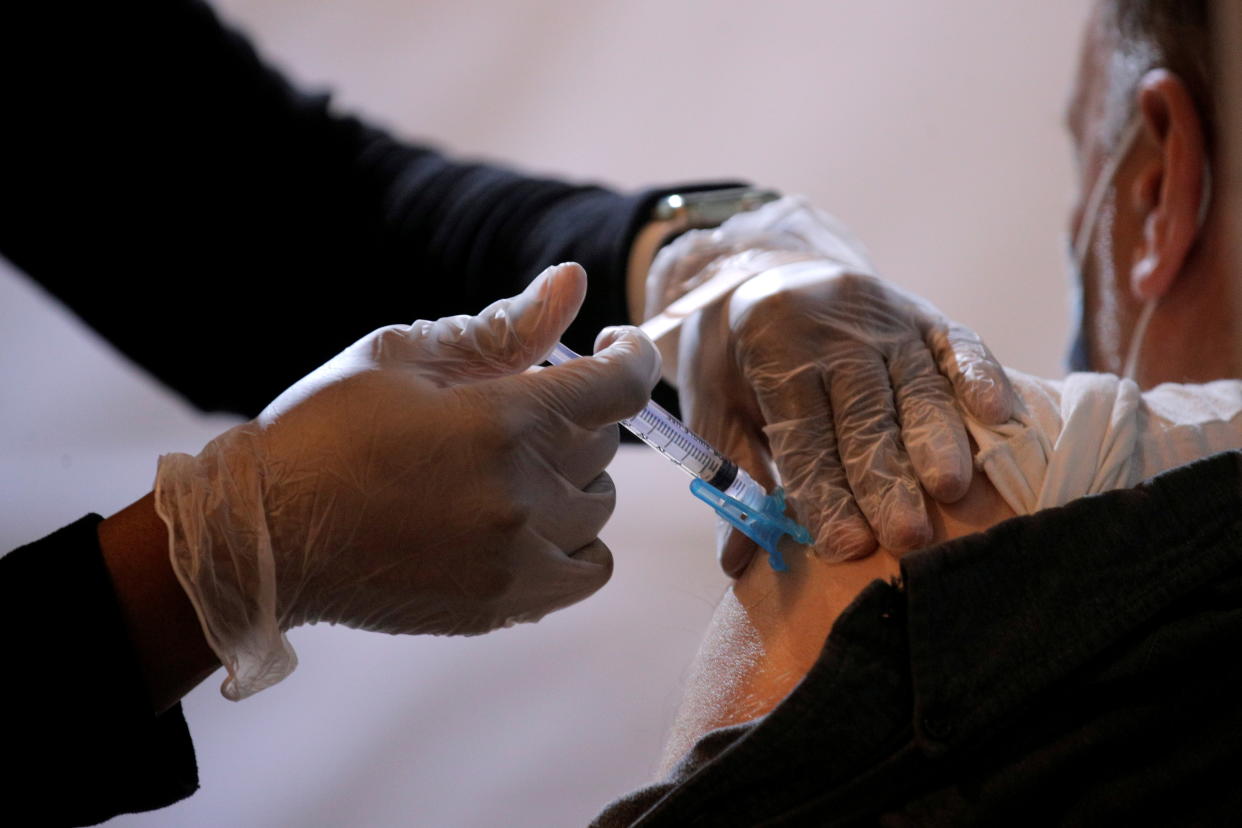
[[547, 342, 738, 490], [621, 401, 738, 490], [548, 341, 811, 568]]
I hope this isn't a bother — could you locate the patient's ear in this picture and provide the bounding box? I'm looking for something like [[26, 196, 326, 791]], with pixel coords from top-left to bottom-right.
[[1128, 69, 1207, 302]]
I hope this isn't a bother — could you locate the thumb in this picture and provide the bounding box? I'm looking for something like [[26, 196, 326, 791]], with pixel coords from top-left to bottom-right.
[[507, 325, 662, 429], [393, 262, 588, 382]]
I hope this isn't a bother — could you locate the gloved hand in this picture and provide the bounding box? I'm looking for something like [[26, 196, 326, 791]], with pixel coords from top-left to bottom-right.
[[154, 263, 660, 700], [647, 198, 1014, 574]]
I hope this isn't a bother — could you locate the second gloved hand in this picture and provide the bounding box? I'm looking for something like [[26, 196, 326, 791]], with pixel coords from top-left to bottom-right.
[[648, 198, 1015, 574], [155, 263, 660, 700]]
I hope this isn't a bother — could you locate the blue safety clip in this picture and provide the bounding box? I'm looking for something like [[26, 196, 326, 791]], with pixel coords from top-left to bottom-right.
[[689, 480, 813, 572]]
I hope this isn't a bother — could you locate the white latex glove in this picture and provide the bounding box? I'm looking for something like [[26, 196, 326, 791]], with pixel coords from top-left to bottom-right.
[[155, 263, 660, 700], [647, 198, 1014, 574]]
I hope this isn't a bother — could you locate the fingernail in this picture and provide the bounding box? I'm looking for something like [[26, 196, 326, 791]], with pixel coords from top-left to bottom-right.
[[880, 512, 933, 552], [923, 462, 971, 504]]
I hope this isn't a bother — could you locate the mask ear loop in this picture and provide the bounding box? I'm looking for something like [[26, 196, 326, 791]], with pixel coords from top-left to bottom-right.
[[1121, 298, 1157, 379], [1069, 116, 1141, 376], [1072, 117, 1144, 267], [1120, 155, 1213, 381]]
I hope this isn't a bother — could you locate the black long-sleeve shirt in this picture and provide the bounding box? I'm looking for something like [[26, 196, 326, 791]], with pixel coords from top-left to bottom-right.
[[2, 0, 725, 418]]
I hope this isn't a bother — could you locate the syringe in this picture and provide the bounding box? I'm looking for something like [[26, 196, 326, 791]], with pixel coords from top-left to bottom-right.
[[546, 342, 811, 571]]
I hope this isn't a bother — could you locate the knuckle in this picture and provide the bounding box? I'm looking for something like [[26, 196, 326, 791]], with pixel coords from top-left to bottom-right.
[[833, 270, 875, 294], [736, 287, 799, 340], [834, 392, 894, 434], [594, 477, 618, 512], [486, 315, 540, 368], [946, 321, 986, 351], [894, 371, 956, 410], [579, 504, 613, 543], [828, 271, 887, 310], [487, 499, 531, 537], [584, 473, 617, 517]]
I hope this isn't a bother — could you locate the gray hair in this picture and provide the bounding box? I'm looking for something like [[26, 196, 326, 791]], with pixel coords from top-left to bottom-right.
[[1101, 0, 1213, 150]]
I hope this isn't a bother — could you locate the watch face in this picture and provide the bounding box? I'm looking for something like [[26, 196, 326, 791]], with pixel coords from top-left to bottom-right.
[[654, 187, 780, 226]]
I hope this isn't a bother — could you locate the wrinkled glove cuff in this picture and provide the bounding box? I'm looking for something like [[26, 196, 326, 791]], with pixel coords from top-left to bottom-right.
[[645, 195, 876, 321], [154, 428, 296, 701]]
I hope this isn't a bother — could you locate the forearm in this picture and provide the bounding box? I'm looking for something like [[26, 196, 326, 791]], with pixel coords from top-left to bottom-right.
[[98, 493, 220, 714]]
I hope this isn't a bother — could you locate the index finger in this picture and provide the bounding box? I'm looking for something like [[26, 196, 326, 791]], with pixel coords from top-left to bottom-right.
[[745, 363, 879, 562], [825, 345, 934, 553]]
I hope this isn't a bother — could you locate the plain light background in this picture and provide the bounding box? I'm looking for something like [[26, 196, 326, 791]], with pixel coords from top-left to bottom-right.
[[1, 1, 1090, 825]]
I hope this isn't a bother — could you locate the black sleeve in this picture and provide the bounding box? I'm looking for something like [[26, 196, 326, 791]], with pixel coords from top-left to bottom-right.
[[1, 518, 199, 826], [2, 0, 737, 416]]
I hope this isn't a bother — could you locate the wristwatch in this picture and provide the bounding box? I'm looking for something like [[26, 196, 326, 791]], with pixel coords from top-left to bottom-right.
[[626, 186, 781, 323]]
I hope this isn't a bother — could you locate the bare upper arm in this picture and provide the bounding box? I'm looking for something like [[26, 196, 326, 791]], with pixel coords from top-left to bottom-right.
[[660, 466, 1016, 773]]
